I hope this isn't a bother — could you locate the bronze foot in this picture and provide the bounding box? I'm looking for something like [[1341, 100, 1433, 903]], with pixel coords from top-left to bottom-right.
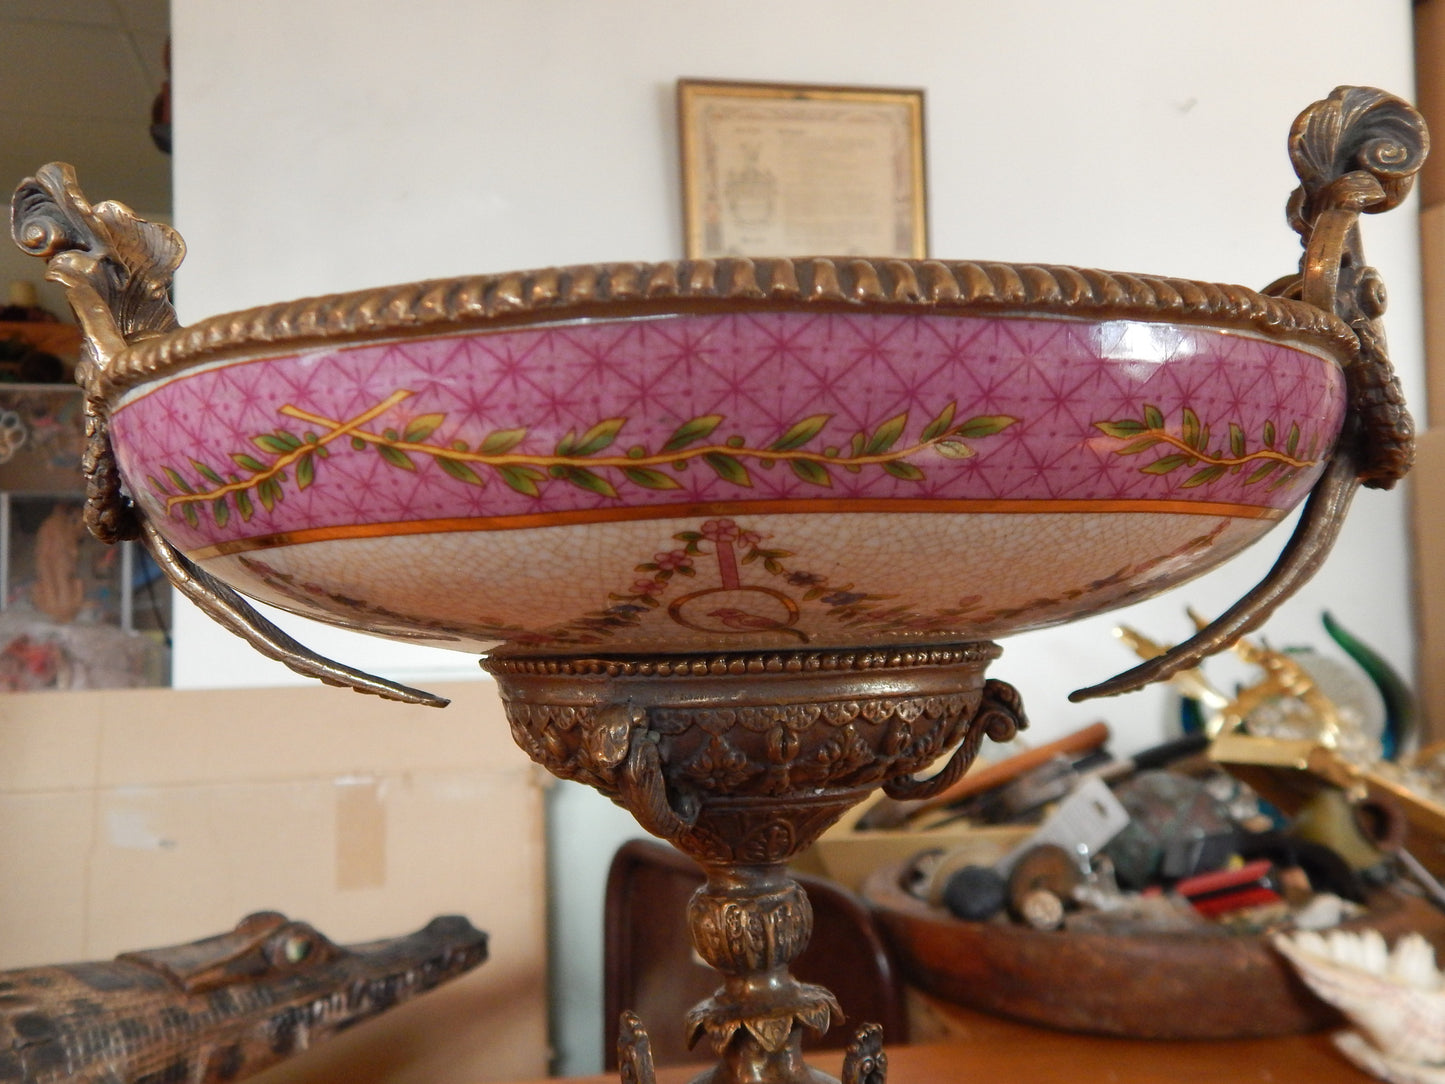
[[618, 1010, 657, 1084], [841, 1023, 887, 1084]]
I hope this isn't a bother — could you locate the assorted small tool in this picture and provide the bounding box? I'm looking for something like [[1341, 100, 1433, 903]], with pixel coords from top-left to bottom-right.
[[874, 718, 1432, 939]]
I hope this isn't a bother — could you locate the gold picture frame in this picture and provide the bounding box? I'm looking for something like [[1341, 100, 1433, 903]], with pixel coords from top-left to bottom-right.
[[677, 78, 927, 259]]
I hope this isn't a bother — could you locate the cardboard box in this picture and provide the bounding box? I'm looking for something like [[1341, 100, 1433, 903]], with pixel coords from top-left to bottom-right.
[[1413, 430, 1445, 745], [794, 794, 1030, 895]]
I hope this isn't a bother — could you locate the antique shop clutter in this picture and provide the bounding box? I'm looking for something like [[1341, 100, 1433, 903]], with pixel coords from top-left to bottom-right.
[[868, 613, 1445, 941], [0, 280, 169, 689], [843, 612, 1445, 1070]]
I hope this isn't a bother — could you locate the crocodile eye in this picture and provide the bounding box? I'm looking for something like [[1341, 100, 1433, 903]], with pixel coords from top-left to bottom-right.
[[281, 936, 311, 964]]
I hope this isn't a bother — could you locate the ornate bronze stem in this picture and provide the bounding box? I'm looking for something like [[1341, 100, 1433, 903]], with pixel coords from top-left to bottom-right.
[[485, 646, 1025, 1084], [683, 864, 837, 1084]]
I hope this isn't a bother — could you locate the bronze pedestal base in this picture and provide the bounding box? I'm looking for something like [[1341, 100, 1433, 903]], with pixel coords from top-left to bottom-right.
[[484, 645, 1025, 1084]]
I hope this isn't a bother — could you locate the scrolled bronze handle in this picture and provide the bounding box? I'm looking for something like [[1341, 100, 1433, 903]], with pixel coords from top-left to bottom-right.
[[12, 163, 185, 543], [617, 721, 700, 844], [883, 678, 1025, 801], [1073, 86, 1427, 703], [10, 164, 448, 706]]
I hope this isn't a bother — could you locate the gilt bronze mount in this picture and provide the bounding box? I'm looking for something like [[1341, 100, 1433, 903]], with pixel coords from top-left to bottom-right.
[[487, 646, 1022, 1083]]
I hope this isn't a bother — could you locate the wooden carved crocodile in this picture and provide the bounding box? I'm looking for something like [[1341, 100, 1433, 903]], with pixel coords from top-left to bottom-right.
[[0, 911, 487, 1083]]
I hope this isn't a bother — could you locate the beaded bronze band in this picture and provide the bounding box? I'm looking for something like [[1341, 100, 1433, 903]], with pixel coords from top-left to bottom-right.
[[101, 257, 1358, 399]]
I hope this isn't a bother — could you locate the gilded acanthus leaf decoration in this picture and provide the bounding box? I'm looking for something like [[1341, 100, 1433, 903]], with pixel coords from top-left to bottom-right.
[[1286, 85, 1429, 237], [684, 986, 840, 1055], [10, 163, 184, 356], [11, 163, 187, 544]]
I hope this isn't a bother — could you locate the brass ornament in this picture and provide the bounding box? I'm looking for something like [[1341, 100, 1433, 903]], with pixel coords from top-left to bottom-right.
[[10, 162, 182, 544], [487, 645, 1025, 1083], [686, 879, 812, 975], [840, 1024, 887, 1084], [884, 676, 1025, 801], [486, 645, 1016, 865], [1282, 85, 1425, 488], [84, 257, 1356, 402], [8, 166, 447, 707], [618, 1011, 657, 1084], [139, 518, 447, 706]]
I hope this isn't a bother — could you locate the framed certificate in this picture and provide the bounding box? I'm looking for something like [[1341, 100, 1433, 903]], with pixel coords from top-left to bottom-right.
[[677, 79, 927, 259]]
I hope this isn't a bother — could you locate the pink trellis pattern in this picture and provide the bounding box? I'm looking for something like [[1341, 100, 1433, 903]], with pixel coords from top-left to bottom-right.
[[109, 310, 1346, 553]]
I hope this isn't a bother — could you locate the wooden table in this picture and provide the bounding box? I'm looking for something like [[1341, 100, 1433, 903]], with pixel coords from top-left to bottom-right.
[[518, 1005, 1376, 1084]]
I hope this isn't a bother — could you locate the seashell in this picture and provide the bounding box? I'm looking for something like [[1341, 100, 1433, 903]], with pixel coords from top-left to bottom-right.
[[1332, 1031, 1445, 1084], [1274, 929, 1445, 1080]]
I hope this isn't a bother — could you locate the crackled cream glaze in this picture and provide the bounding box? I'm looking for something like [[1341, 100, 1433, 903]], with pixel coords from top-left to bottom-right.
[[109, 310, 1345, 652]]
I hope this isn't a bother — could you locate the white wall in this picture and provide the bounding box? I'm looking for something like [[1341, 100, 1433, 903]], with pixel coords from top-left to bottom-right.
[[169, 1, 1420, 1073]]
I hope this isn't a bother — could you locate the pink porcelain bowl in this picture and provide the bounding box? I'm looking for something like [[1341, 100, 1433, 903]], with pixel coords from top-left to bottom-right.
[[98, 257, 1355, 656]]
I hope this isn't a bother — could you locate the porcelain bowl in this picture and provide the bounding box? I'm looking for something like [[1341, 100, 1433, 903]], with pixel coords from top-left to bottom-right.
[[101, 257, 1353, 656]]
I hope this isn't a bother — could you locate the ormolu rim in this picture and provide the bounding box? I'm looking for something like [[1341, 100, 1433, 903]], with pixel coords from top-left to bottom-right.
[[105, 256, 1357, 400], [481, 644, 1002, 679]]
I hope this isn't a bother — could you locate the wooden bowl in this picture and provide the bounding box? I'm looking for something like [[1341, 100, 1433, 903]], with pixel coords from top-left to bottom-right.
[[863, 859, 1445, 1039]]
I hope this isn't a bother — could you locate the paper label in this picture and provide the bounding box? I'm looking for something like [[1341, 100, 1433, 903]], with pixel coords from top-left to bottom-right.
[[998, 775, 1130, 872]]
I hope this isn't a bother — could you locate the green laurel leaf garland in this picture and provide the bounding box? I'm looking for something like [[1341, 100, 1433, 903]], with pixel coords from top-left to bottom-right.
[[1094, 406, 1320, 493], [155, 396, 1024, 521]]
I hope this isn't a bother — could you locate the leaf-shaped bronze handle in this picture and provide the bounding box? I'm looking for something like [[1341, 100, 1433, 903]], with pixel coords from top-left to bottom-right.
[[12, 163, 184, 543], [11, 164, 447, 707], [1074, 87, 1427, 702]]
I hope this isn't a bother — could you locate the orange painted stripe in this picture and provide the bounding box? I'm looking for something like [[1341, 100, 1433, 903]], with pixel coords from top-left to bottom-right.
[[182, 496, 1284, 561]]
